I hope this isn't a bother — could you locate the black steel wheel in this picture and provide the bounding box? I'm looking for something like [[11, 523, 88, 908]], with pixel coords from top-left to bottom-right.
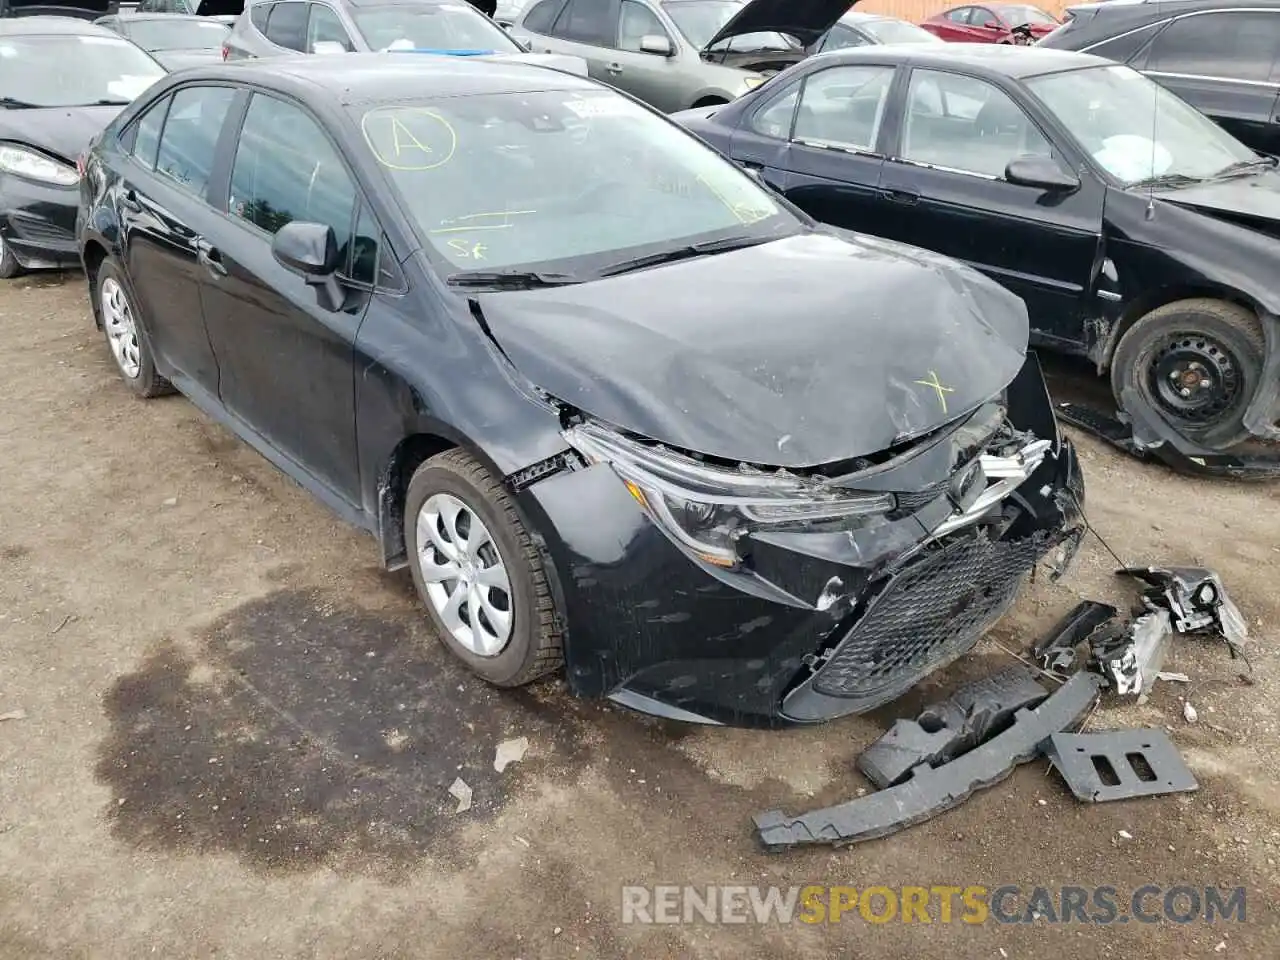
[[1111, 299, 1266, 450]]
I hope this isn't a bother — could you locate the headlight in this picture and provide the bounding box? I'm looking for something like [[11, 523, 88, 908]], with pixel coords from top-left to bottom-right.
[[741, 75, 767, 91], [564, 422, 894, 569], [0, 144, 78, 186]]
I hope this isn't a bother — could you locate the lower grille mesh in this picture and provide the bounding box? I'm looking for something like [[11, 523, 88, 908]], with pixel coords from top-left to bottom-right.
[[812, 533, 1045, 703]]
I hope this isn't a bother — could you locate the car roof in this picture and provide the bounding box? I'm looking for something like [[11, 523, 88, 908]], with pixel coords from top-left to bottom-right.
[[819, 41, 1106, 78], [170, 52, 600, 105], [0, 15, 123, 36]]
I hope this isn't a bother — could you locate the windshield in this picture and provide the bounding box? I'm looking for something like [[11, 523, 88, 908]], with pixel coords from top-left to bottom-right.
[[661, 1, 799, 52], [995, 5, 1057, 24], [352, 3, 522, 51], [0, 35, 164, 107], [860, 18, 942, 44], [126, 18, 231, 51], [355, 88, 795, 274], [1026, 65, 1254, 184]]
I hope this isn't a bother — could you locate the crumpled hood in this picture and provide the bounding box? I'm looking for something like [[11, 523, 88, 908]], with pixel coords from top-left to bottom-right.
[[1155, 168, 1280, 224], [476, 231, 1029, 468], [0, 104, 125, 166]]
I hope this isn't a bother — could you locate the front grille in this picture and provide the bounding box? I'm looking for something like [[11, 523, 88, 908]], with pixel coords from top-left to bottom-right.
[[811, 532, 1045, 704], [891, 479, 950, 515]]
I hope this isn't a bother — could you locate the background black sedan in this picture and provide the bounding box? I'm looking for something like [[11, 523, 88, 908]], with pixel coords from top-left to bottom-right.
[[95, 11, 232, 68], [0, 16, 164, 277], [674, 44, 1280, 458], [1037, 0, 1280, 157], [77, 54, 1080, 726]]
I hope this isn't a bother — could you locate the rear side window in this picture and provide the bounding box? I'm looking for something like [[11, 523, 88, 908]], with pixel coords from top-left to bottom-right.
[[251, 1, 272, 30], [1083, 22, 1161, 65], [750, 81, 799, 139], [946, 7, 972, 23], [1145, 11, 1280, 83], [793, 65, 895, 152], [129, 95, 171, 169], [266, 0, 309, 50], [307, 3, 353, 51], [228, 93, 357, 255], [522, 0, 563, 33], [552, 0, 614, 44], [155, 86, 236, 196]]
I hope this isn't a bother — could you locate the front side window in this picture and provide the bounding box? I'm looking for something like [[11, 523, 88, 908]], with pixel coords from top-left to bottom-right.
[[901, 69, 1052, 178], [661, 1, 797, 53], [155, 85, 237, 196], [618, 0, 668, 52], [969, 8, 999, 28], [354, 88, 795, 274], [1145, 11, 1280, 83], [0, 34, 164, 108], [266, 0, 309, 50], [352, 2, 521, 51], [130, 95, 172, 169], [1026, 64, 1255, 184], [125, 18, 231, 51], [793, 65, 895, 152], [229, 93, 357, 250], [308, 3, 354, 51]]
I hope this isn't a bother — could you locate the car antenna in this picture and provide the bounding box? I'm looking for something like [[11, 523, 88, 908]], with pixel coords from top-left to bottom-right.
[[1145, 0, 1162, 220]]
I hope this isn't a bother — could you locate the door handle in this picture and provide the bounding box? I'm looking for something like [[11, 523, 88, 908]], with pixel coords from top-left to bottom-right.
[[606, 62, 623, 74], [196, 239, 227, 277], [882, 187, 920, 204]]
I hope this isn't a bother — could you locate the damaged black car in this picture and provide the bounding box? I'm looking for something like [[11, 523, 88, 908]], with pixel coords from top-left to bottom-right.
[[77, 54, 1083, 726]]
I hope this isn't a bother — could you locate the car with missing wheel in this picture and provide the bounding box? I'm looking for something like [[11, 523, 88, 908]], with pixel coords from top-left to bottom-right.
[[78, 54, 1083, 727], [674, 44, 1280, 461], [0, 16, 165, 279]]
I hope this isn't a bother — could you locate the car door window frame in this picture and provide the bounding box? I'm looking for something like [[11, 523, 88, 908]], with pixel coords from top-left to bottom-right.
[[214, 88, 401, 293], [616, 0, 669, 53], [946, 7, 974, 24], [151, 83, 242, 201], [306, 1, 355, 52], [892, 67, 1057, 181], [265, 0, 311, 51], [1141, 8, 1280, 86], [550, 0, 620, 47], [970, 7, 1000, 28]]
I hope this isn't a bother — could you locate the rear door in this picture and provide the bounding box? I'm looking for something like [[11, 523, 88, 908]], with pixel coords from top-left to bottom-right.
[[114, 84, 238, 395], [527, 0, 617, 83], [876, 67, 1104, 348], [1134, 9, 1280, 156], [195, 90, 365, 503]]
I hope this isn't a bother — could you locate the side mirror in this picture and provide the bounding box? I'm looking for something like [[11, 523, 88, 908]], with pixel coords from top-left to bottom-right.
[[1004, 155, 1080, 192], [272, 221, 346, 309], [639, 34, 673, 56], [311, 40, 347, 55]]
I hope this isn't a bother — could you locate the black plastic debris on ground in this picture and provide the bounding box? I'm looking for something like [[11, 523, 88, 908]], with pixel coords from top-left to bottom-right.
[[857, 666, 1048, 789], [754, 673, 1103, 852], [1031, 600, 1119, 675], [1118, 566, 1249, 648], [1044, 729, 1198, 802]]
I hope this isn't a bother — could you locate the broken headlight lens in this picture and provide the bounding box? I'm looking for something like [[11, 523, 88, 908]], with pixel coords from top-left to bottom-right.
[[563, 421, 895, 568]]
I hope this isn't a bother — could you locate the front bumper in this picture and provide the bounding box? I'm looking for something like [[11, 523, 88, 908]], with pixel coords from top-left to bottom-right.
[[518, 356, 1084, 727], [0, 177, 80, 271]]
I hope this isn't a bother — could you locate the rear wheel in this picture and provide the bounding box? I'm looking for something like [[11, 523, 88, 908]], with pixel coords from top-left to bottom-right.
[[404, 449, 563, 686], [1110, 298, 1266, 450], [93, 259, 172, 398]]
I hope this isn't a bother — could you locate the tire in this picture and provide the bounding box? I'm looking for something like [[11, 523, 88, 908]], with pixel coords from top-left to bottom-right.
[[92, 259, 173, 399], [1110, 298, 1266, 450], [0, 234, 23, 280], [404, 448, 563, 687]]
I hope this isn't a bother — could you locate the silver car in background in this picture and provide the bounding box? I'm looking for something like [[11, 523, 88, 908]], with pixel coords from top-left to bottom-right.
[[509, 0, 855, 112]]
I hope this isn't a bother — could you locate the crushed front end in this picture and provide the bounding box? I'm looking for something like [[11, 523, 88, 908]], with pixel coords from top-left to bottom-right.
[[516, 353, 1083, 727]]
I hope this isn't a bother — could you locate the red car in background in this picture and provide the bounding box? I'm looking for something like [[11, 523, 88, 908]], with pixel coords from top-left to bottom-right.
[[920, 4, 1060, 43]]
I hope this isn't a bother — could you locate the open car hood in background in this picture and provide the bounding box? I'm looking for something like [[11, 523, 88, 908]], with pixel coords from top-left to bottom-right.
[[2, 0, 112, 18], [704, 0, 856, 50], [475, 231, 1029, 468]]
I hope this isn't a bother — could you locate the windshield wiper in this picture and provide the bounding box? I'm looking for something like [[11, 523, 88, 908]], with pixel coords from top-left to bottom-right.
[[1212, 156, 1278, 179], [446, 269, 582, 289], [1126, 172, 1204, 190], [0, 97, 39, 109], [596, 234, 772, 279], [83, 99, 132, 107]]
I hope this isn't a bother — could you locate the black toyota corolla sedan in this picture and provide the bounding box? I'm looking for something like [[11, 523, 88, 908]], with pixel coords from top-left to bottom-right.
[[673, 45, 1280, 466], [0, 16, 165, 278], [78, 55, 1083, 726]]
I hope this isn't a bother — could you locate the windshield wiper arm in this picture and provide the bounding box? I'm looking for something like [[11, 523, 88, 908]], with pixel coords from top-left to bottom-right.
[[84, 99, 132, 107], [446, 269, 582, 289], [0, 97, 39, 109], [1212, 156, 1277, 178], [596, 234, 772, 279], [1127, 172, 1204, 190]]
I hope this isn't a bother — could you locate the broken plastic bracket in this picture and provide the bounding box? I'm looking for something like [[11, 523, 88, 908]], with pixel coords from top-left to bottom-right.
[[754, 672, 1103, 852], [857, 666, 1048, 789], [1044, 729, 1198, 802], [1031, 600, 1119, 674], [1118, 565, 1248, 648], [1089, 607, 1171, 700]]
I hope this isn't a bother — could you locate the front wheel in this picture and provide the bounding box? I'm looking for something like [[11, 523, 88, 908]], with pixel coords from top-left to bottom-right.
[[404, 449, 563, 687], [1110, 298, 1266, 450]]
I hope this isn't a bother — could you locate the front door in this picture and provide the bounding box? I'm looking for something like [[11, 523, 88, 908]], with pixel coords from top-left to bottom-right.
[[118, 84, 237, 393], [875, 67, 1104, 347], [196, 91, 366, 503], [610, 0, 682, 113]]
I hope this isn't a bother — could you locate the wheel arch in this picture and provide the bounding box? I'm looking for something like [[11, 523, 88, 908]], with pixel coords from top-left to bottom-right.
[[82, 239, 110, 329]]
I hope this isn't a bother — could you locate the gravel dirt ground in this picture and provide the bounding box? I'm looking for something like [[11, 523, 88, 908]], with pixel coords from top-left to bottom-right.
[[1, 273, 1277, 959]]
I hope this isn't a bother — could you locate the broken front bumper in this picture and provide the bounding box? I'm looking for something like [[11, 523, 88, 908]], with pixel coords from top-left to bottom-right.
[[517, 355, 1084, 727]]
